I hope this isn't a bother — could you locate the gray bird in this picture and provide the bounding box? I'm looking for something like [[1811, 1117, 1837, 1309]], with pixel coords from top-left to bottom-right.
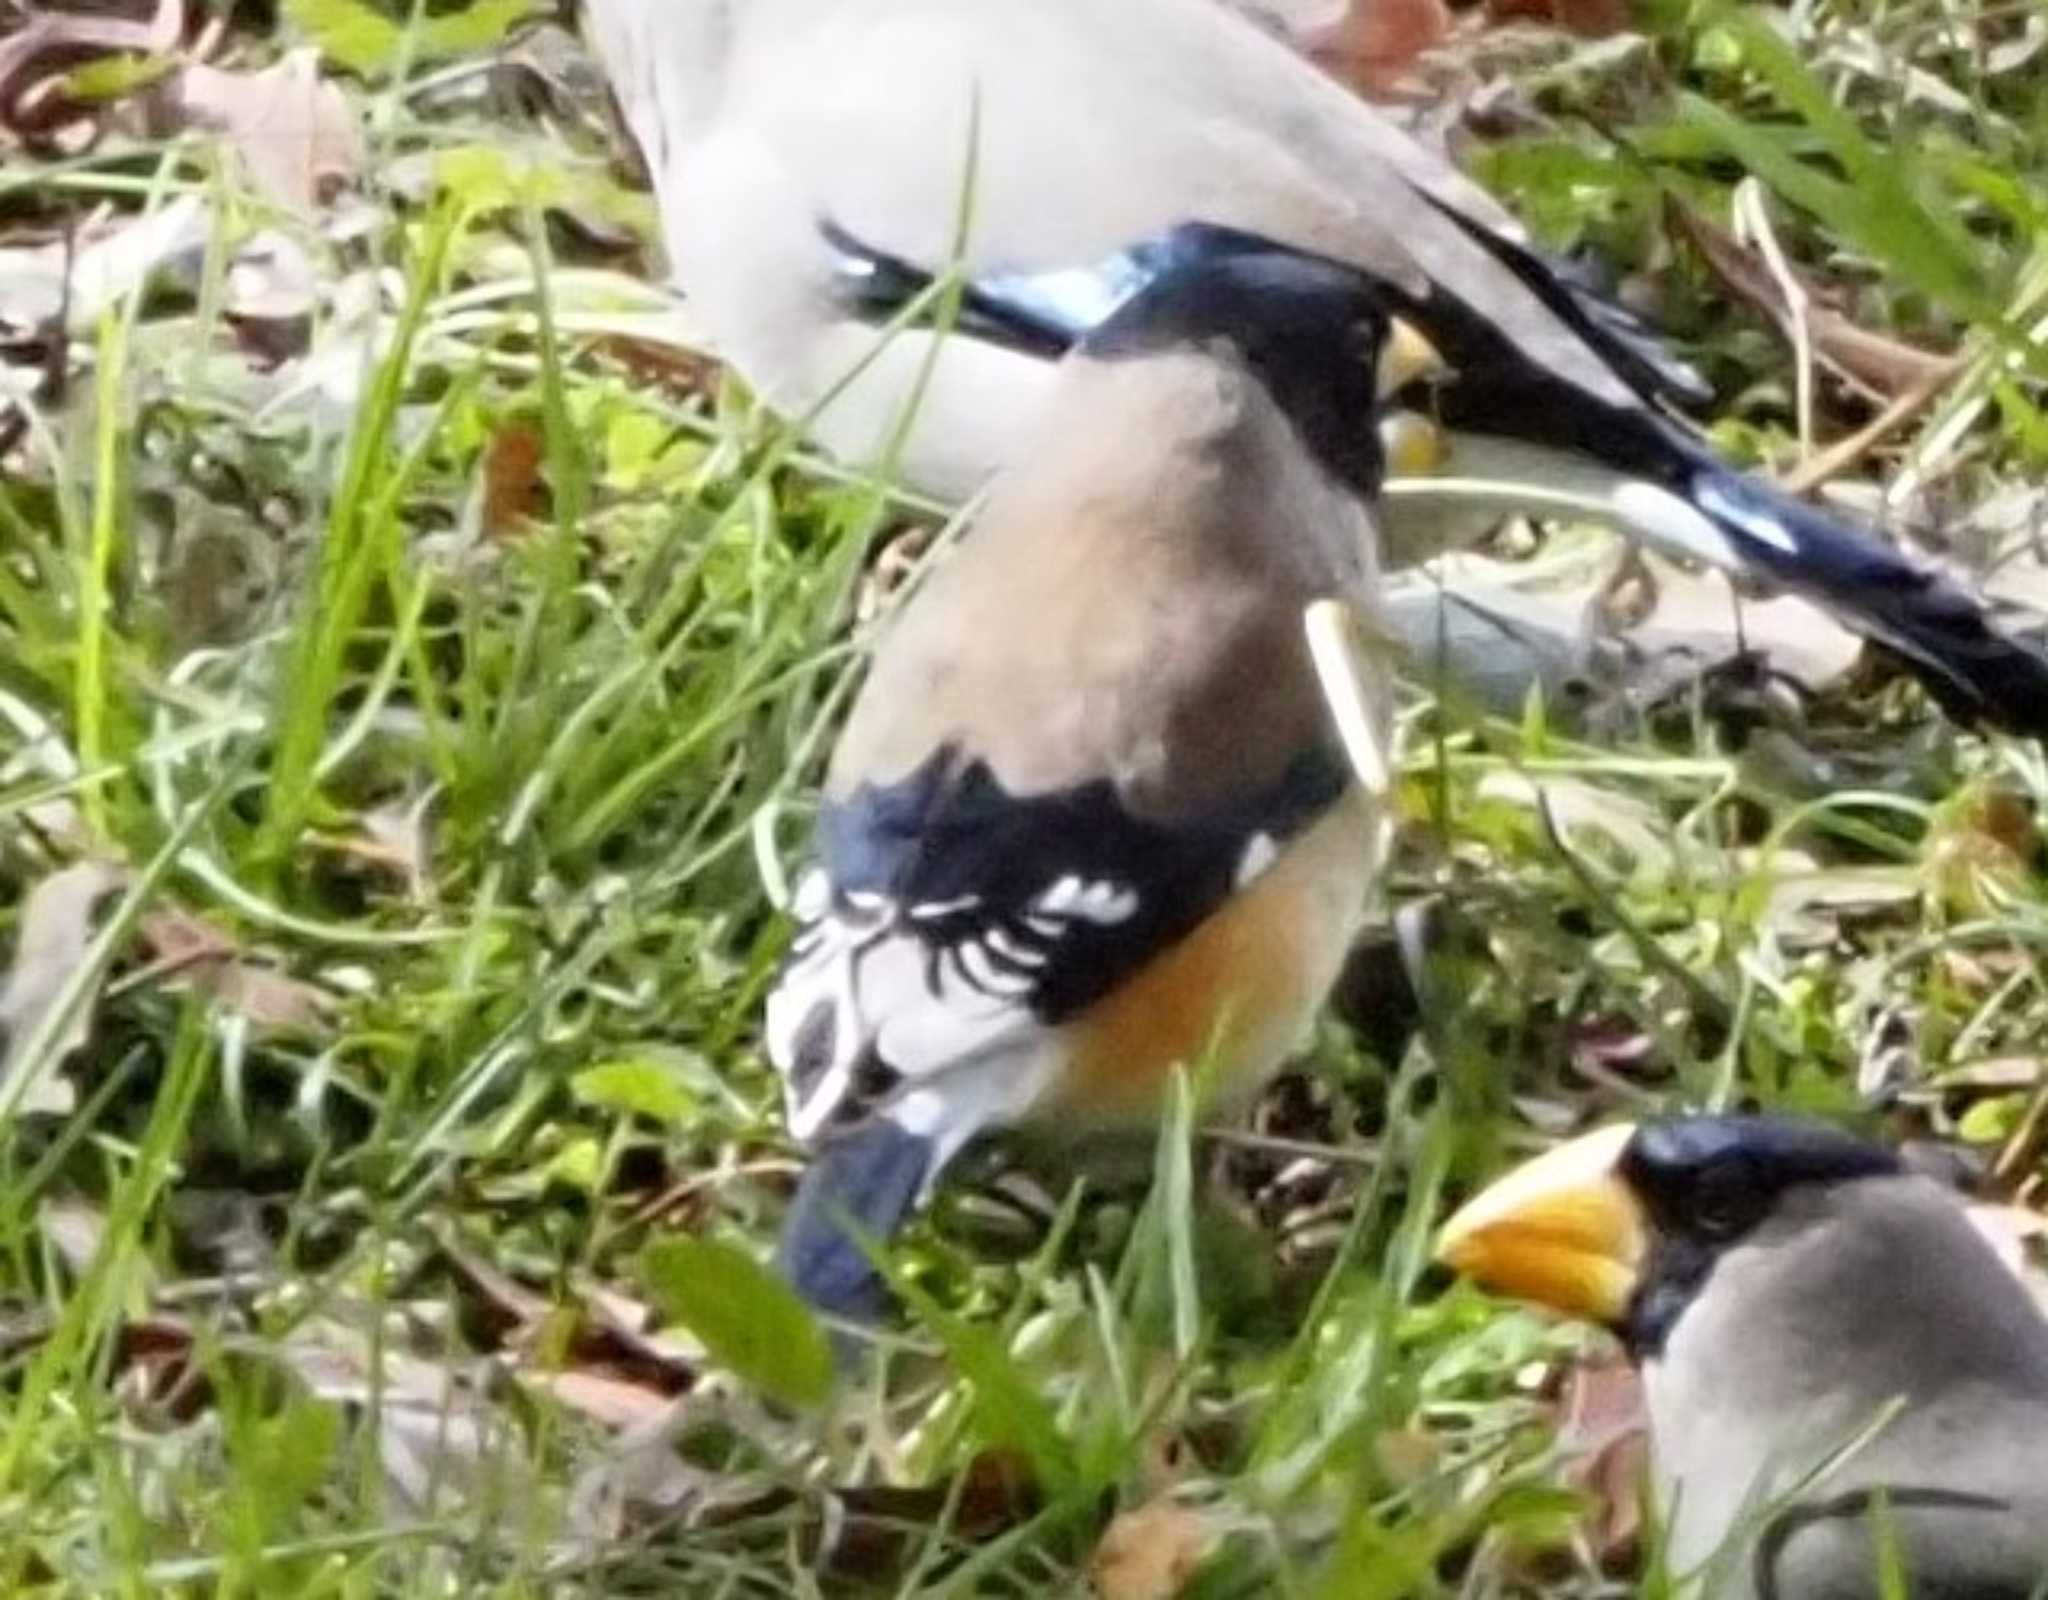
[[765, 230, 1418, 1322], [580, 0, 2048, 735], [1437, 1115, 2048, 1598]]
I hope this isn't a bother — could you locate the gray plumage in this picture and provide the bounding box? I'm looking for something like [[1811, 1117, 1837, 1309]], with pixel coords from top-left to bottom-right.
[[582, 0, 2048, 734], [1649, 1175, 2048, 1599], [584, 0, 1634, 505]]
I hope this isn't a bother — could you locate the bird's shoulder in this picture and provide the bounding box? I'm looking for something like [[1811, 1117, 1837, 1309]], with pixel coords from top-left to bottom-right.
[[829, 354, 1357, 811]]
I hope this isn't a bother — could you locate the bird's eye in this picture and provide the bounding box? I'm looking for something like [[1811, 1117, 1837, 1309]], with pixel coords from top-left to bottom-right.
[[1688, 1162, 1758, 1239]]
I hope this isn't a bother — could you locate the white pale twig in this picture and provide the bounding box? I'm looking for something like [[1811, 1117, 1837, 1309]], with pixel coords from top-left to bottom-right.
[[1304, 599, 1393, 801], [1734, 178, 1815, 460]]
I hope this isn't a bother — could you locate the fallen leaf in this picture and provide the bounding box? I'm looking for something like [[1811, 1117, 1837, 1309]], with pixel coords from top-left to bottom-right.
[[1624, 553, 1865, 693], [0, 6, 359, 215], [563, 1393, 711, 1544], [135, 909, 336, 1034], [317, 793, 436, 902], [224, 229, 317, 361], [482, 420, 547, 539], [0, 195, 212, 340], [1091, 1500, 1222, 1600], [522, 1367, 677, 1429], [432, 1227, 556, 1336], [1, 859, 130, 1116], [112, 1313, 207, 1424], [1748, 860, 1920, 949], [1304, 0, 1454, 96], [167, 50, 364, 215], [1382, 550, 1863, 732], [264, 1315, 533, 1514], [1555, 1354, 1648, 1567]]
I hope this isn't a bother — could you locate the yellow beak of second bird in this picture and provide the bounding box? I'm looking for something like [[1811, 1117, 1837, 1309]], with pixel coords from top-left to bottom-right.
[[1434, 1123, 1653, 1326]]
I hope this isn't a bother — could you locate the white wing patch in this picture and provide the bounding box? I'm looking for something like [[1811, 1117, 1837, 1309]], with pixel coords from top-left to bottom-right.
[[1233, 831, 1279, 889], [763, 868, 1140, 1149], [1035, 875, 1140, 923]]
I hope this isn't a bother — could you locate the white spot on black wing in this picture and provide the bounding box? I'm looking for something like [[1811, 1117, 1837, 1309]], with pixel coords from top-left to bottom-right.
[[1234, 832, 1279, 888]]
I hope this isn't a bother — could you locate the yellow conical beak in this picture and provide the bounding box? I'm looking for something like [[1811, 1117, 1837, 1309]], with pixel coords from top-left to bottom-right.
[[1378, 410, 1450, 477], [1435, 1123, 1649, 1326], [1376, 318, 1447, 398]]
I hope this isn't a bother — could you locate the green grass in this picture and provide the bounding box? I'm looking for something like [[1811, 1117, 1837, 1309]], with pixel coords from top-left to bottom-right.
[[0, 0, 2046, 1594]]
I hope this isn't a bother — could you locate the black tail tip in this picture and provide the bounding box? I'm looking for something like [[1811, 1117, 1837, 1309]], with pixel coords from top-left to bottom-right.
[[776, 1118, 936, 1326]]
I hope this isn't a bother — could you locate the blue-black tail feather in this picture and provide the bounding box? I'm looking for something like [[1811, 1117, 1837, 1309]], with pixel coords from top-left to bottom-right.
[[1677, 454, 2048, 736], [820, 216, 1084, 359], [776, 1116, 935, 1324]]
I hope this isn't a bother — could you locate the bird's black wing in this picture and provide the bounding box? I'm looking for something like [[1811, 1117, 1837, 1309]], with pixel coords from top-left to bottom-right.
[[764, 742, 1347, 1145]]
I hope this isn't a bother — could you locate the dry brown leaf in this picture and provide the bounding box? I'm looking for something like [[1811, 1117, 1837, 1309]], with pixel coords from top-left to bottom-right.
[[0, 196, 212, 342], [1668, 562, 1865, 690], [111, 1313, 207, 1424], [482, 422, 547, 539], [210, 962, 336, 1032], [432, 1228, 555, 1336], [1555, 1354, 1649, 1567], [266, 1316, 533, 1513], [168, 50, 363, 216], [1090, 1501, 1222, 1600], [1, 859, 129, 1116], [223, 228, 317, 362], [523, 1367, 678, 1428], [135, 908, 335, 1034], [1305, 0, 1454, 96]]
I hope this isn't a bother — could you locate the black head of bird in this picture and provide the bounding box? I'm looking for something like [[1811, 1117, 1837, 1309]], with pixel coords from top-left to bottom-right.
[[1078, 225, 1441, 498], [1437, 1115, 2048, 1597]]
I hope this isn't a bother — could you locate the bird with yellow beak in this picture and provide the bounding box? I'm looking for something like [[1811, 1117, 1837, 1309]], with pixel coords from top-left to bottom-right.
[[1437, 1116, 2048, 1599]]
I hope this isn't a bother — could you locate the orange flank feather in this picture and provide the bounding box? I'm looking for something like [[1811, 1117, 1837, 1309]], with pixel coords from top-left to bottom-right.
[[1056, 790, 1378, 1124]]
